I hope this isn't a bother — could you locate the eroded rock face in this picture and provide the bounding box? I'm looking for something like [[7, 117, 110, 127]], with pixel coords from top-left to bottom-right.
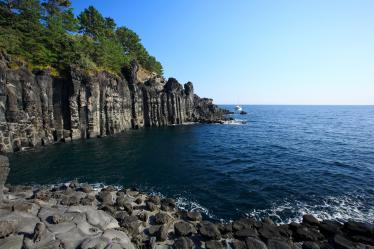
[[0, 54, 226, 152]]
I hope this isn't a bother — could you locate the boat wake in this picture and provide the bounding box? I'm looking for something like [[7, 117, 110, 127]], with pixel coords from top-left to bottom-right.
[[222, 119, 247, 125]]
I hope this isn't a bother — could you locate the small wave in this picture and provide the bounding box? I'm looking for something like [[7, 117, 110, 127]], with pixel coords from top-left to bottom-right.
[[246, 195, 374, 224], [332, 161, 359, 170], [90, 182, 119, 191], [175, 196, 215, 219], [222, 119, 247, 125], [144, 190, 216, 219], [223, 158, 255, 166], [173, 122, 198, 126]]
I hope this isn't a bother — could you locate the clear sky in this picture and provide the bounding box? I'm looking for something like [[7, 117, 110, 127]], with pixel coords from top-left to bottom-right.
[[72, 1, 374, 105]]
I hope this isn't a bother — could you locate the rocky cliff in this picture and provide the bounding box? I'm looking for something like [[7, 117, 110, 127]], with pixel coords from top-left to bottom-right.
[[0, 53, 226, 153]]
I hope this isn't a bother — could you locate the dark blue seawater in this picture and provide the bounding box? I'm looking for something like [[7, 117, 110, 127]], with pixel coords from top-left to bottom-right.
[[8, 105, 374, 223]]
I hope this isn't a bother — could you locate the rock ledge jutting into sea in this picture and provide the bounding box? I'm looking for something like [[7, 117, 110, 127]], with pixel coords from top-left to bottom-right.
[[0, 180, 373, 249], [0, 52, 228, 153]]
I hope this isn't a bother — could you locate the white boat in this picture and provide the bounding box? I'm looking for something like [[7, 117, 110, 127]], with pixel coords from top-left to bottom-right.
[[235, 105, 242, 111]]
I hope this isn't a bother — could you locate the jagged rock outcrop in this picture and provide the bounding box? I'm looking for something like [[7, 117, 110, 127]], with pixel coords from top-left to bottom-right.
[[0, 53, 226, 152]]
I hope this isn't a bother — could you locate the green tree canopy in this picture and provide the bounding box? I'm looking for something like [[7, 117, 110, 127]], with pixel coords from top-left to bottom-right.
[[0, 1, 163, 75], [77, 5, 107, 39]]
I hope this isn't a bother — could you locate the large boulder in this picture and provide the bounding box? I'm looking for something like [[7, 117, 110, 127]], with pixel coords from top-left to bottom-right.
[[120, 216, 141, 235], [218, 223, 233, 234], [0, 211, 39, 235], [333, 234, 357, 249], [67, 206, 119, 230], [97, 191, 115, 206], [102, 229, 136, 249], [154, 212, 172, 225], [160, 198, 176, 212], [199, 221, 221, 240], [302, 215, 320, 226], [246, 237, 269, 249], [318, 220, 342, 237], [294, 225, 325, 242], [302, 241, 320, 249], [258, 224, 282, 241], [0, 220, 16, 238], [0, 234, 23, 249], [184, 211, 202, 222], [235, 227, 258, 239], [147, 195, 161, 205], [233, 218, 259, 231], [231, 240, 247, 249], [174, 221, 197, 236], [174, 237, 195, 249], [343, 221, 374, 237], [267, 239, 292, 249], [205, 240, 225, 249], [148, 225, 168, 242]]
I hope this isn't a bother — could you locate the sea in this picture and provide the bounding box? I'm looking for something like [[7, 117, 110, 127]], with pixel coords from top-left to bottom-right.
[[8, 105, 374, 224]]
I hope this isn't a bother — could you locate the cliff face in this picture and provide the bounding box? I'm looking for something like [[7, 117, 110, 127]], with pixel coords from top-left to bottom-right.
[[0, 54, 226, 152]]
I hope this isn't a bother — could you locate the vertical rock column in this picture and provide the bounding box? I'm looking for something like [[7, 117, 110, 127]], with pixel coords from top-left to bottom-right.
[[69, 70, 83, 140], [184, 82, 195, 121], [86, 77, 100, 138], [0, 155, 9, 201], [165, 78, 184, 125], [35, 70, 54, 145], [126, 61, 144, 129]]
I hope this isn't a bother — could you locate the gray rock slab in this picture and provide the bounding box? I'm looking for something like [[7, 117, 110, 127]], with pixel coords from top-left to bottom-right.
[[0, 234, 23, 249], [102, 229, 136, 249]]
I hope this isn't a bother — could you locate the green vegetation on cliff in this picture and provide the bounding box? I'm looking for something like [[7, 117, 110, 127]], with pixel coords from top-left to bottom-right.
[[0, 0, 163, 75]]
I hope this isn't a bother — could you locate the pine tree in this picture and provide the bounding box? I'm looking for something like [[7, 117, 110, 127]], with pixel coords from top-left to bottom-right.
[[0, 1, 163, 75], [77, 6, 106, 39]]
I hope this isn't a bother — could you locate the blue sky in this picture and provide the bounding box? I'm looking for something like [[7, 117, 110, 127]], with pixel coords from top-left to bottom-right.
[[73, 1, 374, 105]]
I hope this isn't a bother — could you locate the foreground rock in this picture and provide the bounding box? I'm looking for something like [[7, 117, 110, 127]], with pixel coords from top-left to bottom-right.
[[0, 182, 372, 249], [0, 52, 228, 153]]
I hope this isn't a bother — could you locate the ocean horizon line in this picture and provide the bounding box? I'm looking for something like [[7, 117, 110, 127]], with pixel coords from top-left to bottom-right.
[[218, 104, 374, 106]]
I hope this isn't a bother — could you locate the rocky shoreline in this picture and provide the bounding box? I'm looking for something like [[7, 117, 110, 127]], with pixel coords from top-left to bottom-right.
[[0, 180, 373, 249]]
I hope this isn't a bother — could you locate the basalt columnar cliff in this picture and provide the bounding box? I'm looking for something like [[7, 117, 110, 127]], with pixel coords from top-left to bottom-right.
[[0, 53, 226, 153]]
